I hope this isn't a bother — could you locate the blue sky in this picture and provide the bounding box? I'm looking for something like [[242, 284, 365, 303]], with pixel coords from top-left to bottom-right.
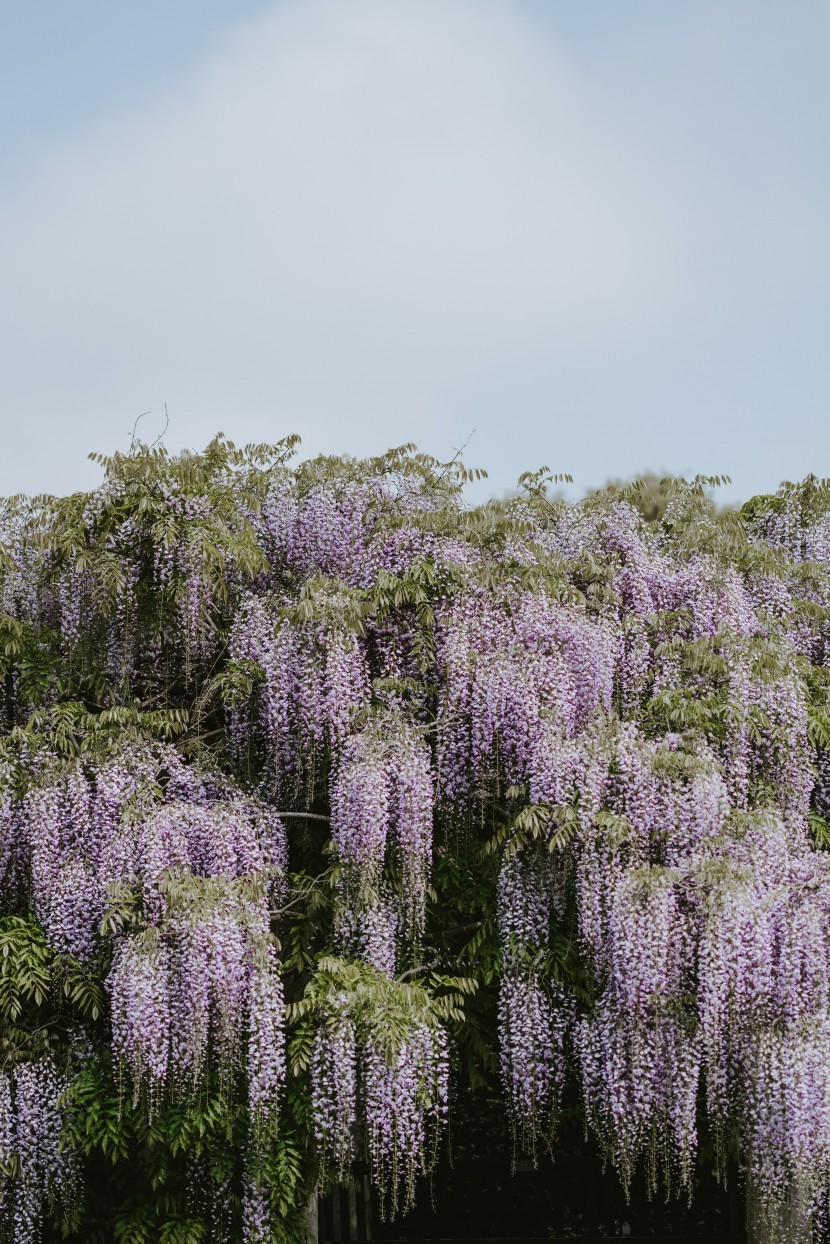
[[1, 0, 828, 501]]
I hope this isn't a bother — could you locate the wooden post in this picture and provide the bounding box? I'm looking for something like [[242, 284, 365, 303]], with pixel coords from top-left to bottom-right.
[[302, 1189, 318, 1244], [348, 1186, 358, 1240]]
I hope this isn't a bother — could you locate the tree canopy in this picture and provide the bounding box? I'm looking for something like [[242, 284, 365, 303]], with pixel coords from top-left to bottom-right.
[[2, 435, 830, 1242]]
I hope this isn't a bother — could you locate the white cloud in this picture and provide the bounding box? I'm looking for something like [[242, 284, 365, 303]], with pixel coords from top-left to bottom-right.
[[4, 0, 824, 498], [0, 0, 685, 491]]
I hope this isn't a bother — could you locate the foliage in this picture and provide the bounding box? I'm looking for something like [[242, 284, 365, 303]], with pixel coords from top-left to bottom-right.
[[2, 437, 830, 1241]]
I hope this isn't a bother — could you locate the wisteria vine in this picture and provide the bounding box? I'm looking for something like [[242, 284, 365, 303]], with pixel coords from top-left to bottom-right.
[[3, 439, 830, 1241]]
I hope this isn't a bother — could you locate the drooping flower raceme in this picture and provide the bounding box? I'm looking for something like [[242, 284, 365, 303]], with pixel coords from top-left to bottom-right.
[[0, 1059, 76, 1244]]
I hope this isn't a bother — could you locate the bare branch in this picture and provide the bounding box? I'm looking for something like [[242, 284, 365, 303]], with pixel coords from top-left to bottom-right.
[[129, 411, 152, 451], [275, 812, 331, 822], [149, 403, 170, 450], [436, 427, 476, 484], [396, 959, 441, 982]]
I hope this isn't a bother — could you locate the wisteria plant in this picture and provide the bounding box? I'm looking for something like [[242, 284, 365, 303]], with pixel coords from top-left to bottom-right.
[[2, 436, 830, 1242]]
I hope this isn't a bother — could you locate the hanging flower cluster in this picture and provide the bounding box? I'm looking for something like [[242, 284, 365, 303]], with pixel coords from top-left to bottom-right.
[[436, 588, 616, 801], [307, 966, 450, 1219], [6, 746, 285, 957], [330, 721, 434, 932], [363, 1022, 449, 1217], [0, 1058, 76, 1244], [109, 788, 286, 1120], [228, 589, 370, 798], [2, 743, 288, 1163], [109, 894, 285, 1124], [497, 850, 570, 1156], [310, 1005, 359, 1180]]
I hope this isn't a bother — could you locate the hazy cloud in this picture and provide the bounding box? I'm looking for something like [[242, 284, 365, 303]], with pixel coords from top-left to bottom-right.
[[0, 0, 825, 496], [0, 0, 682, 488]]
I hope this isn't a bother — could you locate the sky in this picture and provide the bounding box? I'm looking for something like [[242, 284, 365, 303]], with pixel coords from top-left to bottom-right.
[[1, 0, 828, 502]]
